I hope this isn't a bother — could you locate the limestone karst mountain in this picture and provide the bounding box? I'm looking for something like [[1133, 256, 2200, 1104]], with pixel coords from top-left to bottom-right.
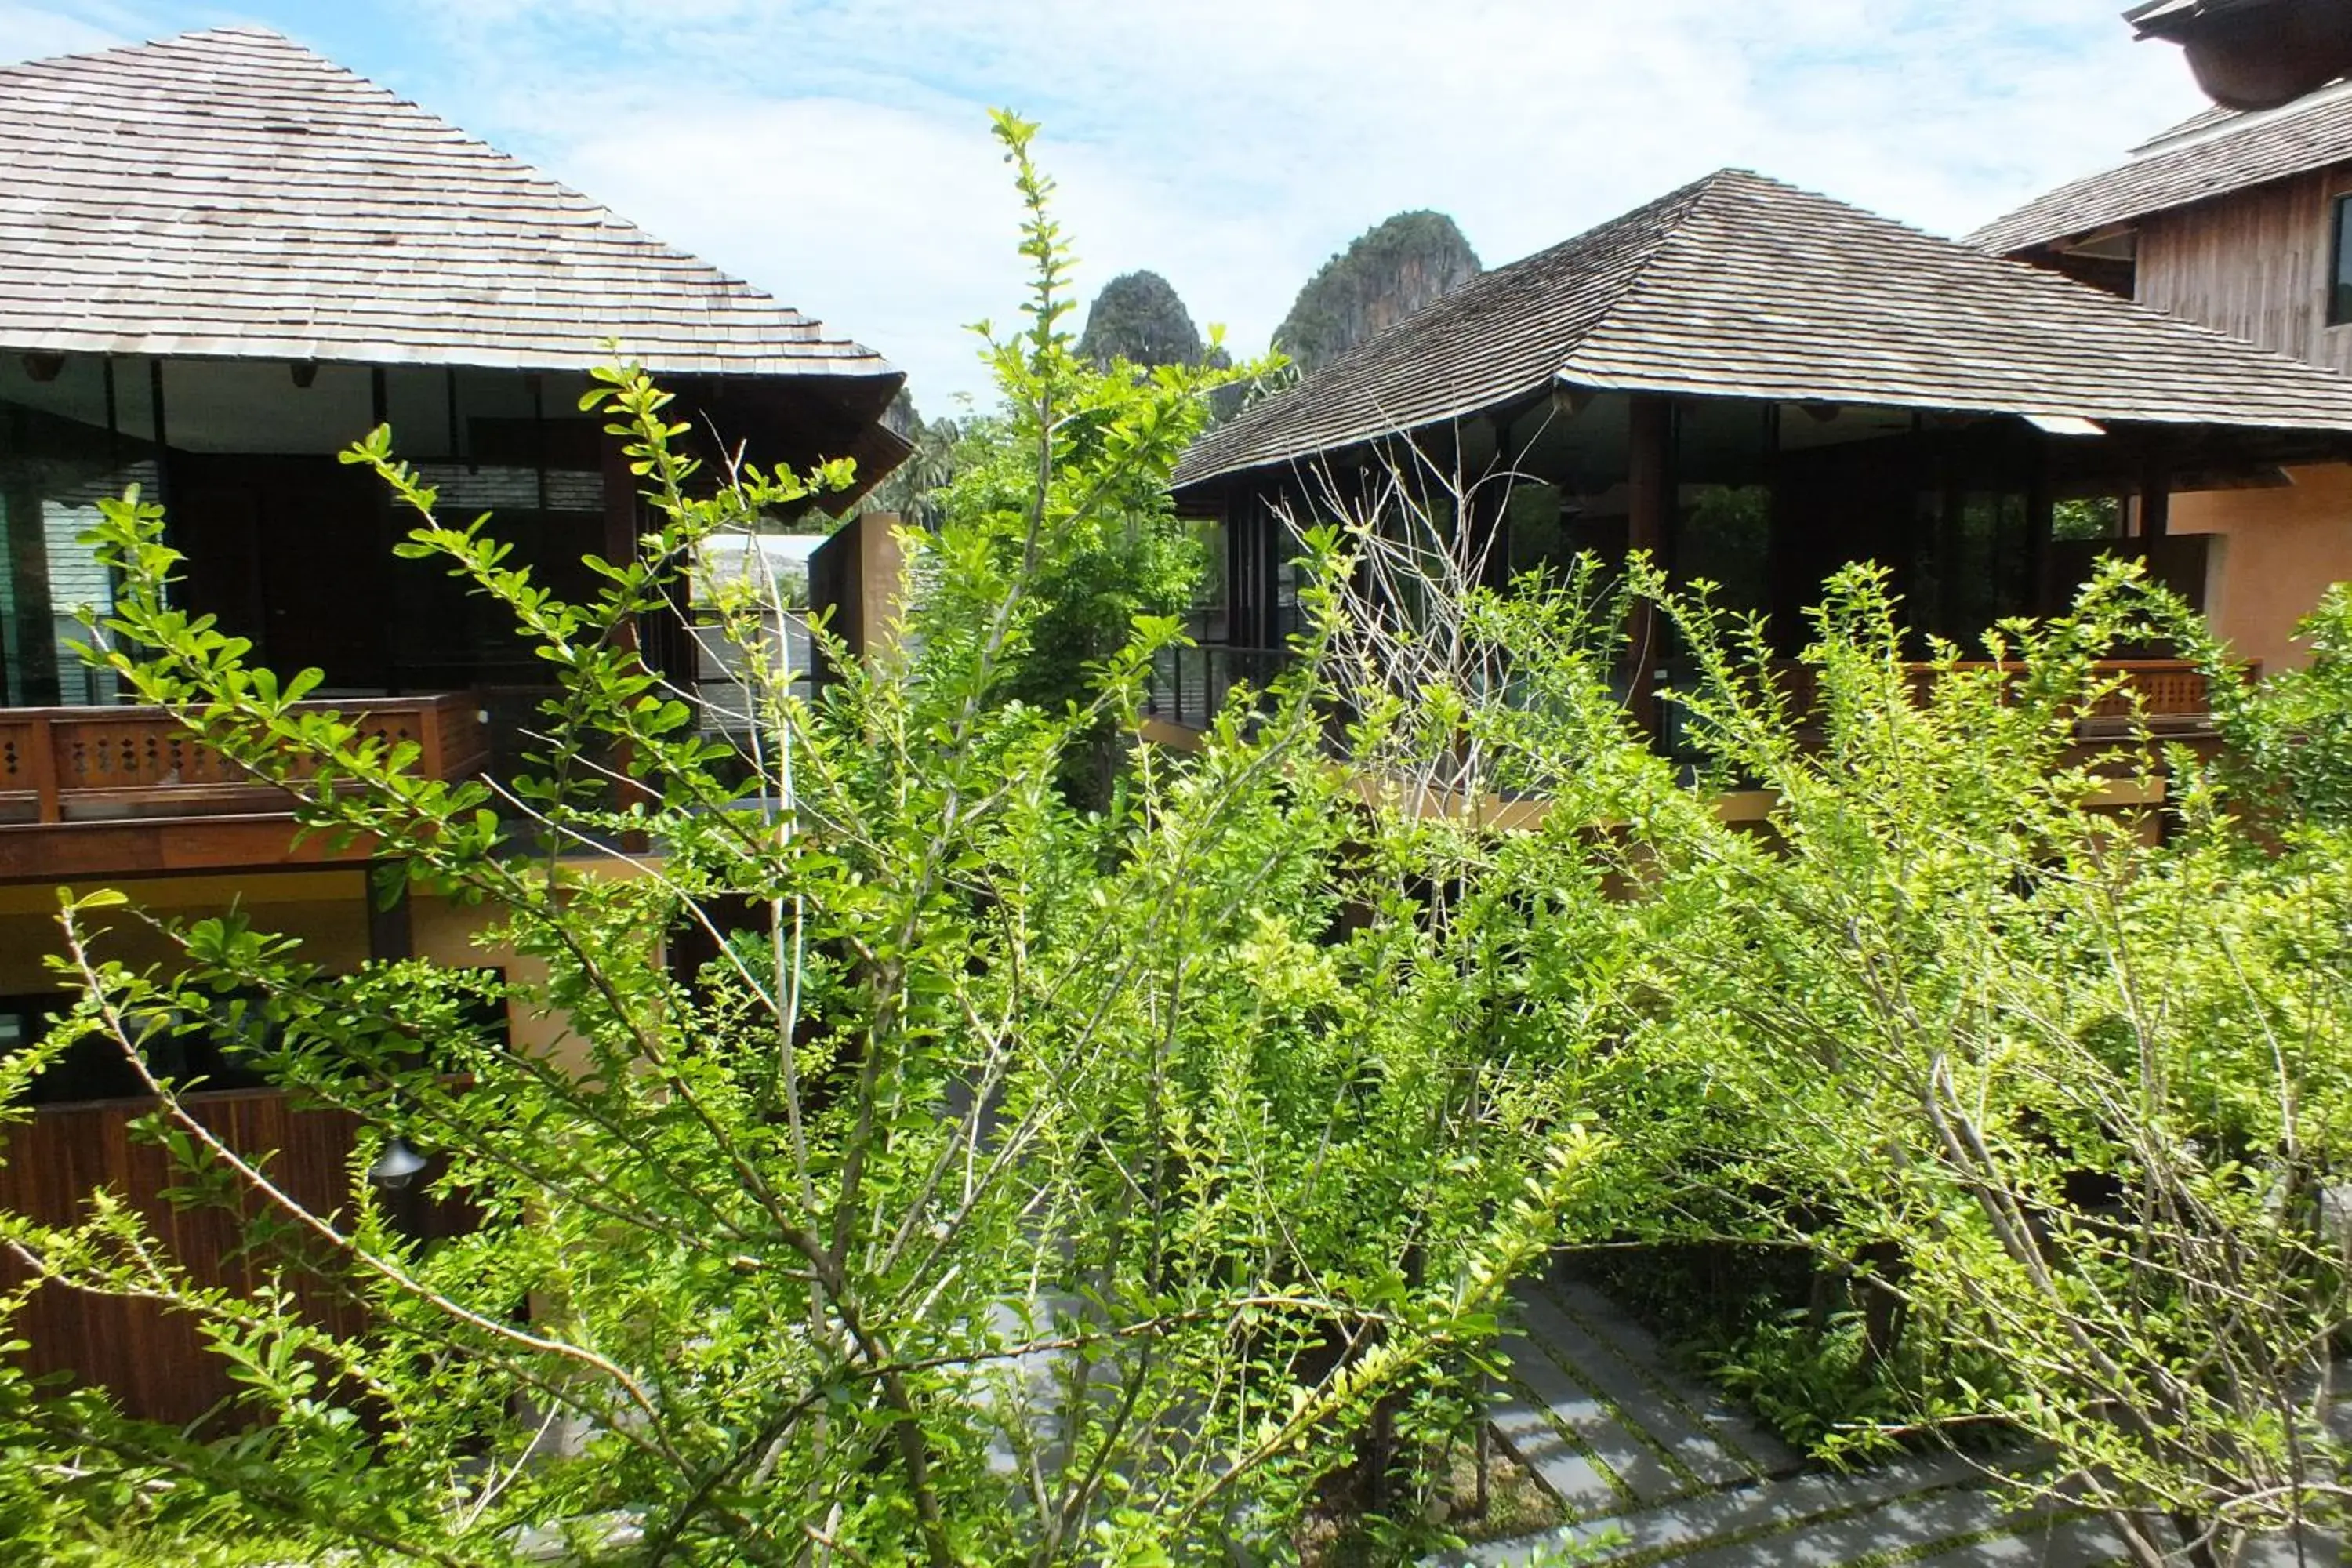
[[1273, 211, 1483, 376], [1077, 270, 1210, 370]]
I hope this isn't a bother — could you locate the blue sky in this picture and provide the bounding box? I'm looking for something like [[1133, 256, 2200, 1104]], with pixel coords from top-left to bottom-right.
[[3, 1, 2209, 409]]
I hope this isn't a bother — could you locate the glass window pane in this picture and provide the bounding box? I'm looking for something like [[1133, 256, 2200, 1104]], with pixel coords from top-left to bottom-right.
[[2332, 196, 2352, 326]]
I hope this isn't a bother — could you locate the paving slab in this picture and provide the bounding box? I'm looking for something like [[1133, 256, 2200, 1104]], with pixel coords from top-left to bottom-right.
[[2241, 1526, 2344, 1568], [1487, 1378, 1624, 1520], [1514, 1284, 1769, 1490], [1900, 1513, 2125, 1568], [1459, 1278, 2345, 1568], [1661, 1472, 2022, 1568], [1551, 1279, 1806, 1478], [1496, 1331, 1687, 1512], [1460, 1452, 1985, 1566]]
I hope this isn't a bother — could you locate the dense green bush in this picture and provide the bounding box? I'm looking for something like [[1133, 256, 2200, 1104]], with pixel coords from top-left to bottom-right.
[[1310, 522, 2352, 1565], [0, 118, 1599, 1567], [2, 112, 2350, 1568]]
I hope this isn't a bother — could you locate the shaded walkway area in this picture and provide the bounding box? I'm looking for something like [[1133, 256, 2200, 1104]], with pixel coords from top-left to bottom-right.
[[1457, 1276, 2339, 1568]]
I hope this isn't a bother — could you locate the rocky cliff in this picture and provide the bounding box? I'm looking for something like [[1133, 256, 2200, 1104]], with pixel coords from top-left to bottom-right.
[[1273, 211, 1482, 376], [1077, 270, 1209, 370]]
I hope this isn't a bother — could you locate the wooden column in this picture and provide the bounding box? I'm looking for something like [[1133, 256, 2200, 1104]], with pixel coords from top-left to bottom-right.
[[601, 434, 655, 841], [1625, 394, 1672, 736], [2025, 441, 2056, 618], [27, 714, 60, 825], [367, 862, 413, 964], [2140, 452, 2172, 541], [1468, 474, 1511, 593], [2, 470, 56, 706]]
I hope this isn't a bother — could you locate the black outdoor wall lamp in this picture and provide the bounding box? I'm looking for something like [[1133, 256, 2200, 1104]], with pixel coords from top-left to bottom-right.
[[289, 359, 321, 389], [21, 353, 64, 383]]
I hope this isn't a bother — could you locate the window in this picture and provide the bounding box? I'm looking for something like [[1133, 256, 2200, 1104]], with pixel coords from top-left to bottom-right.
[[2331, 194, 2352, 326]]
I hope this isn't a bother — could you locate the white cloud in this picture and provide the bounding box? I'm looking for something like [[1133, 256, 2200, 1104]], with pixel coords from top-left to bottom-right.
[[4, 1, 2213, 409], [0, 0, 127, 57]]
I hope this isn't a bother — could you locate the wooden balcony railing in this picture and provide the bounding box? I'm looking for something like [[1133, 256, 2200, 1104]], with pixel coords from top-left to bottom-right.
[[0, 693, 489, 826], [1769, 659, 2250, 732], [1145, 648, 2249, 743]]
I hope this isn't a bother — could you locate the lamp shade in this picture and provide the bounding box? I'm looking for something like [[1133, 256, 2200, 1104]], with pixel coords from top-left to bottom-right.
[[368, 1137, 429, 1192]]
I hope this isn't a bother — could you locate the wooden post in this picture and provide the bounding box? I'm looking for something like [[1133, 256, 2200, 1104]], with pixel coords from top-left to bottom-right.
[[2140, 452, 2172, 541], [367, 862, 413, 964], [27, 713, 60, 825], [1626, 395, 1672, 736], [601, 434, 654, 843], [2, 400, 59, 706], [2026, 443, 2056, 618], [1472, 413, 1515, 593], [414, 698, 446, 781]]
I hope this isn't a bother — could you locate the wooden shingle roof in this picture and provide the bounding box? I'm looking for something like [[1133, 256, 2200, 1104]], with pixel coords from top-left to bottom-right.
[[1968, 81, 2352, 255], [2127, 0, 2280, 34], [0, 26, 899, 383], [1177, 169, 2352, 492]]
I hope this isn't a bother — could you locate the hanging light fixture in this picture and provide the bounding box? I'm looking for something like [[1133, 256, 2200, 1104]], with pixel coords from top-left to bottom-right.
[[22, 353, 64, 383], [368, 1136, 429, 1192]]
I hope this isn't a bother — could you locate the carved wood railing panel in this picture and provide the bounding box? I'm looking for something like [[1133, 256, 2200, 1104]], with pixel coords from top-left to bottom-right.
[[1767, 660, 2252, 728], [0, 693, 488, 824]]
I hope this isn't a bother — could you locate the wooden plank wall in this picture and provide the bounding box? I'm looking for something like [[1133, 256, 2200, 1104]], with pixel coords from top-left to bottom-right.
[[0, 1090, 373, 1425], [2138, 162, 2352, 376]]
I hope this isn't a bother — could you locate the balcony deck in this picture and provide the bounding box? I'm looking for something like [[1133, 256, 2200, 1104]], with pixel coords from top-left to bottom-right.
[[0, 694, 488, 882], [1146, 649, 2244, 741]]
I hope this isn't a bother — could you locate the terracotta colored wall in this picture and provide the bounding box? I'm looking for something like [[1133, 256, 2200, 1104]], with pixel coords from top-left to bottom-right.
[[2171, 463, 2352, 674]]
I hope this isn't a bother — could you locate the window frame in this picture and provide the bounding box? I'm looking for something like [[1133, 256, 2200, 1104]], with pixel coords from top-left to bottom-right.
[[2328, 193, 2352, 328]]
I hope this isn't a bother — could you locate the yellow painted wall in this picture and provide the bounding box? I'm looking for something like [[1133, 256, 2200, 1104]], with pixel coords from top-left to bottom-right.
[[0, 870, 579, 1066], [0, 871, 372, 995], [2172, 462, 2352, 674]]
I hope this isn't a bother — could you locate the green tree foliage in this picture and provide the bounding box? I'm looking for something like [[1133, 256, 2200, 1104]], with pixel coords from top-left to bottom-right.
[[2201, 583, 2352, 828], [1274, 212, 1481, 376], [934, 156, 1264, 802], [1306, 483, 2352, 1564], [5, 111, 2352, 1568], [866, 388, 961, 532], [1076, 270, 1209, 372], [0, 114, 1603, 1567]]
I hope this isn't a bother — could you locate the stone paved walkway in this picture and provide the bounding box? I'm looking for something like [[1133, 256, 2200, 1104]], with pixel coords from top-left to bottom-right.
[[1450, 1274, 2343, 1568]]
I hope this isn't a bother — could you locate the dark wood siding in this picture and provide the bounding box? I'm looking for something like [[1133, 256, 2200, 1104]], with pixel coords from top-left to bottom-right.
[[2136, 162, 2352, 375], [0, 1090, 372, 1425]]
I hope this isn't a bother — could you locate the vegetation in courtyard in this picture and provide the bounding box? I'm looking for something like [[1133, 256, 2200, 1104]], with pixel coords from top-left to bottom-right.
[[1308, 463, 2352, 1566], [0, 115, 1595, 1566], [1, 118, 2350, 1568]]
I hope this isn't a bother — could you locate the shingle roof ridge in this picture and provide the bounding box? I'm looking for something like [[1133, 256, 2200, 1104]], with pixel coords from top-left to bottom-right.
[[1968, 81, 2352, 253], [1707, 169, 2352, 383], [0, 25, 898, 379], [1178, 165, 2352, 492], [1174, 170, 1733, 488]]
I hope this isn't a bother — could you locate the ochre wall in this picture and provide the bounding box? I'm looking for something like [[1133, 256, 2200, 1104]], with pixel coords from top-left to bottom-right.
[[2172, 463, 2352, 674], [0, 870, 372, 995], [0, 870, 575, 1065]]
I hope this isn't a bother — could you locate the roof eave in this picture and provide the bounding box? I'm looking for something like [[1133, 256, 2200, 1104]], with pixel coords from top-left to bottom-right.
[[0, 332, 902, 384], [1175, 366, 2352, 496]]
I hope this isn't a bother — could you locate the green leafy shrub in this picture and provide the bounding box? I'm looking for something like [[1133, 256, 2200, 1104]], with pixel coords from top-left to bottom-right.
[[0, 117, 1603, 1568]]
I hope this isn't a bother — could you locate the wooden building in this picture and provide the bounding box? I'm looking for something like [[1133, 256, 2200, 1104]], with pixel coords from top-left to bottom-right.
[[1975, 21, 2352, 677], [0, 26, 903, 1418], [1166, 169, 2352, 738], [2123, 0, 2352, 112]]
